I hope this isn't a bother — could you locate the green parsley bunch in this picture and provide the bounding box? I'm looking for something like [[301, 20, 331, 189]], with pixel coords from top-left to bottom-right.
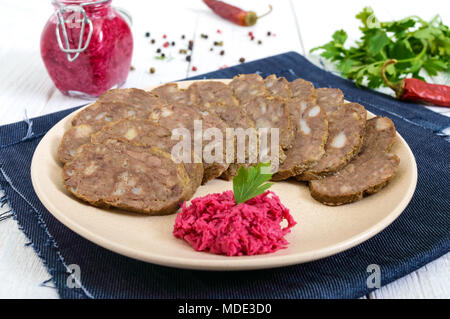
[[311, 7, 450, 88]]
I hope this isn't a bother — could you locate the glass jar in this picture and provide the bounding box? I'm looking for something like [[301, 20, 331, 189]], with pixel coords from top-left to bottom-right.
[[41, 0, 133, 98]]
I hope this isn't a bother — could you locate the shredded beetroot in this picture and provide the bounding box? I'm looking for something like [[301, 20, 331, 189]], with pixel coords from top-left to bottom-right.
[[173, 191, 296, 256]]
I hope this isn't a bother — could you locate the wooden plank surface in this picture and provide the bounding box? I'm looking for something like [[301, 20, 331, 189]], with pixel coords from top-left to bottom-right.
[[0, 0, 448, 299]]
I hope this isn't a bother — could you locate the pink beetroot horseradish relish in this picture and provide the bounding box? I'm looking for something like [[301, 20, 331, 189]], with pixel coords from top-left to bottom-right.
[[41, 0, 133, 98], [173, 191, 297, 256]]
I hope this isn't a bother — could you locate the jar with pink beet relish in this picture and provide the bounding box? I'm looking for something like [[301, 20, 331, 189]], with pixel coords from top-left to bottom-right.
[[41, 0, 133, 98]]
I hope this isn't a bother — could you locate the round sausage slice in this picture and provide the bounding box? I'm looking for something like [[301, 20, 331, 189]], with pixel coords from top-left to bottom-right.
[[72, 89, 165, 126], [242, 95, 294, 151], [91, 119, 203, 200], [315, 88, 344, 115], [59, 102, 139, 164], [149, 103, 229, 184], [151, 83, 191, 107], [273, 103, 328, 181], [309, 117, 400, 206], [229, 74, 266, 104], [59, 89, 166, 164], [297, 102, 367, 181], [271, 78, 328, 180], [186, 81, 257, 180], [63, 140, 190, 215], [264, 75, 292, 98]]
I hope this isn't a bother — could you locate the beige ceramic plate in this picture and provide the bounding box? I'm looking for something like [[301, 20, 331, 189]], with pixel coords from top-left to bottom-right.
[[31, 80, 417, 271]]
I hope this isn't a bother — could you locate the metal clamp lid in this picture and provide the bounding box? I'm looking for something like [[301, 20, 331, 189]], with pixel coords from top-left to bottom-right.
[[52, 0, 110, 62]]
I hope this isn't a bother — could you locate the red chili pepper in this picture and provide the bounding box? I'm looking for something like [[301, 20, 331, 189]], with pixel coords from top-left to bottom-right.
[[203, 0, 272, 27], [382, 60, 450, 107]]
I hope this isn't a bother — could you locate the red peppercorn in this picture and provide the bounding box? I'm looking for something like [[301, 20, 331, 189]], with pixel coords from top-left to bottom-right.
[[163, 34, 167, 39], [248, 31, 253, 37], [163, 42, 169, 48], [217, 29, 221, 34], [192, 66, 197, 71]]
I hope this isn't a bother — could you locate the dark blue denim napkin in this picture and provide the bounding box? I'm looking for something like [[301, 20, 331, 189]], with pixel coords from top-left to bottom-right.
[[0, 52, 448, 299]]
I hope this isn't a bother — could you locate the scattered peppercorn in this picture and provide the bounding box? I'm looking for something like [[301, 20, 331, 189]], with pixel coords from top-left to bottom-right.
[[171, 41, 175, 46], [163, 42, 169, 48], [192, 66, 197, 71], [130, 65, 135, 71], [145, 32, 150, 37], [210, 48, 213, 51], [239, 57, 245, 63], [217, 29, 221, 34], [181, 35, 185, 39], [161, 53, 165, 58], [156, 48, 161, 53], [258, 40, 262, 45], [267, 31, 271, 36], [186, 55, 191, 62], [248, 31, 253, 37], [151, 39, 155, 44], [179, 49, 187, 54], [220, 50, 225, 56], [150, 67, 155, 74], [250, 36, 254, 41], [163, 34, 167, 39], [188, 40, 194, 50], [213, 41, 223, 46], [201, 34, 209, 39]]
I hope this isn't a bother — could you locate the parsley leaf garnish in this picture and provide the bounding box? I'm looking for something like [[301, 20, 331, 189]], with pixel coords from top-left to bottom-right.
[[233, 162, 274, 205], [311, 7, 450, 89]]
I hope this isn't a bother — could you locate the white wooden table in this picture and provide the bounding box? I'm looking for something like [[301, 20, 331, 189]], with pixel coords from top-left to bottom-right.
[[0, 0, 448, 299]]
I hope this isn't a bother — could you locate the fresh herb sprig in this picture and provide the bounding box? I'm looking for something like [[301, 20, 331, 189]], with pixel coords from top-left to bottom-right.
[[311, 7, 450, 88], [233, 162, 274, 205]]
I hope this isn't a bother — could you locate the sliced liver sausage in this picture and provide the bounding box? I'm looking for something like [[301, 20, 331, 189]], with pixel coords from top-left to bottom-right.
[[150, 83, 191, 107], [273, 103, 328, 181], [72, 88, 165, 126], [309, 117, 400, 206], [264, 75, 292, 98], [297, 102, 367, 180], [272, 78, 328, 181], [91, 118, 203, 199], [229, 74, 267, 104], [59, 89, 166, 164], [186, 81, 257, 180], [63, 139, 190, 215], [148, 99, 229, 184]]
